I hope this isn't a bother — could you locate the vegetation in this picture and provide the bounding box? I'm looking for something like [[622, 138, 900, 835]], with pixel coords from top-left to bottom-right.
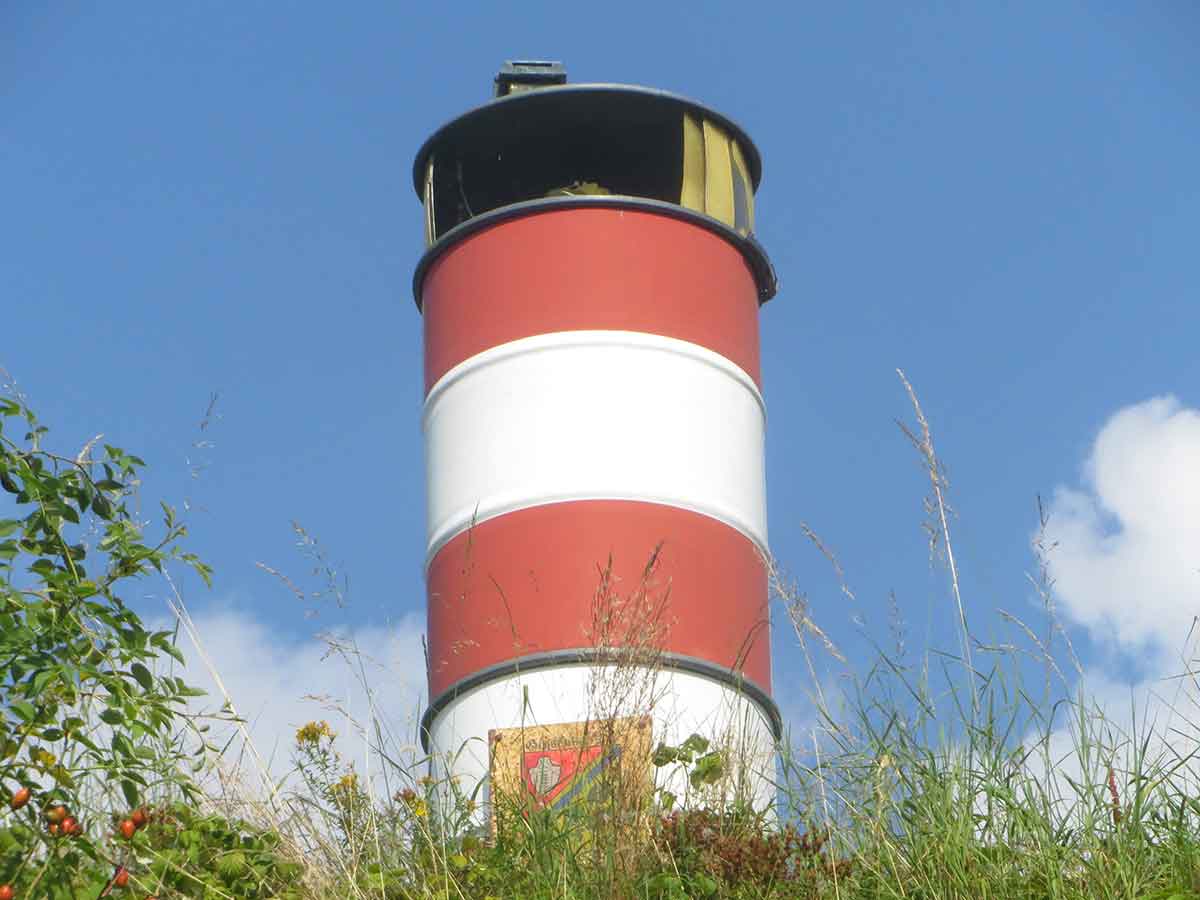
[[3, 376, 1200, 898], [0, 390, 299, 898]]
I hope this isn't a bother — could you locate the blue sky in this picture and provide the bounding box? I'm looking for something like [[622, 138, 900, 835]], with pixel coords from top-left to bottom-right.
[[3, 4, 1199, 765]]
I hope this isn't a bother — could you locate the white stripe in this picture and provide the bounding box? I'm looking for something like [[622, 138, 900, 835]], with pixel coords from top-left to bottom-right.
[[426, 664, 778, 818], [423, 331, 767, 562]]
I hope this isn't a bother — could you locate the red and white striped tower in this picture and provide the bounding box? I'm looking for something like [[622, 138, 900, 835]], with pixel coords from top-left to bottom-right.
[[411, 62, 781, 811]]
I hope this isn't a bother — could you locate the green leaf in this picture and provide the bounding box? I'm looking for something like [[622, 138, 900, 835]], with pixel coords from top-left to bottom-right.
[[188, 557, 214, 588], [689, 750, 726, 788], [92, 494, 113, 519], [691, 873, 719, 896], [10, 701, 37, 722], [680, 733, 710, 755], [121, 778, 139, 808], [0, 519, 19, 538], [130, 662, 154, 691], [652, 743, 678, 768], [112, 732, 135, 758], [645, 873, 686, 898], [99, 707, 124, 726], [72, 730, 101, 753], [31, 668, 56, 694], [160, 642, 186, 665]]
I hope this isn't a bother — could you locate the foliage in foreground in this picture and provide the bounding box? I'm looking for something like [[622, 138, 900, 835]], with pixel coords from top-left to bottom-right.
[[274, 694, 1200, 900], [262, 372, 1200, 900], [0, 390, 301, 897], [6, 378, 1200, 899]]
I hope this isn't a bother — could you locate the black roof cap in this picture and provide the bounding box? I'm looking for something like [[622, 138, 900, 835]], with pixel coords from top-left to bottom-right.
[[412, 82, 764, 197]]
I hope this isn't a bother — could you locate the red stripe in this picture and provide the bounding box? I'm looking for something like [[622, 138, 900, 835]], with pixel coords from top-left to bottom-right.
[[426, 501, 771, 698], [420, 208, 762, 393]]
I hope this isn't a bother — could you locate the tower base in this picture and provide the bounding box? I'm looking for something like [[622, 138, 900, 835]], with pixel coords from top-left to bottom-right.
[[424, 660, 780, 825]]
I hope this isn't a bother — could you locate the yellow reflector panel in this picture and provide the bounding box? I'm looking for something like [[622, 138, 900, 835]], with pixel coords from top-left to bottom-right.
[[703, 119, 734, 228], [681, 113, 706, 212]]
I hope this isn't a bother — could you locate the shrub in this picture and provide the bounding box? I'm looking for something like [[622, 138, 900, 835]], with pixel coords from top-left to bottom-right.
[[0, 391, 215, 896]]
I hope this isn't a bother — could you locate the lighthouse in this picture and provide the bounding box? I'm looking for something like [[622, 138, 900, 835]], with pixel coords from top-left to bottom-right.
[[411, 61, 780, 816]]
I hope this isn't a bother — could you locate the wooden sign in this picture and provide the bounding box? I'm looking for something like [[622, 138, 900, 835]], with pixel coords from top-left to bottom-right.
[[489, 716, 653, 820]]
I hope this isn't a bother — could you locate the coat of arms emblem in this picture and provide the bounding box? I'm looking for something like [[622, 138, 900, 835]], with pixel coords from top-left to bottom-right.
[[522, 744, 606, 808], [527, 755, 562, 797]]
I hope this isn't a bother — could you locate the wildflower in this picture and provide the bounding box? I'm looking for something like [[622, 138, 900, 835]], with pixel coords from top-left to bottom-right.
[[334, 772, 359, 794], [295, 720, 335, 746], [397, 786, 427, 818]]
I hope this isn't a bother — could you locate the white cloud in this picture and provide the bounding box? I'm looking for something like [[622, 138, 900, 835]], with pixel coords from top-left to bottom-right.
[[1028, 396, 1200, 809], [159, 601, 428, 797], [1044, 395, 1200, 661], [1013, 660, 1200, 833]]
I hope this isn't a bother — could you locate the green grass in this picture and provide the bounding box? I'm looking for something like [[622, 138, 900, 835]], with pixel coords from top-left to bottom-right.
[[239, 575, 1200, 899], [196, 372, 1200, 899], [9, 372, 1200, 899]]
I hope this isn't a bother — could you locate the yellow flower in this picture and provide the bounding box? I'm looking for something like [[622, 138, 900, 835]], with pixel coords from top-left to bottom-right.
[[398, 787, 428, 817], [335, 772, 359, 793], [295, 720, 335, 746]]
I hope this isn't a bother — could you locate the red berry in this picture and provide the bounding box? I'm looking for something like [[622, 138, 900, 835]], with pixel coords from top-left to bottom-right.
[[0, 883, 13, 900], [113, 868, 129, 888], [61, 816, 79, 836], [45, 804, 67, 824], [130, 807, 148, 829], [119, 818, 137, 839], [9, 787, 30, 810], [47, 822, 60, 837]]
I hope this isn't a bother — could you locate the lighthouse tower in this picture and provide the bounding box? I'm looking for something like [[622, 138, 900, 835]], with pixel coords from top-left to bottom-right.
[[411, 62, 780, 814]]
